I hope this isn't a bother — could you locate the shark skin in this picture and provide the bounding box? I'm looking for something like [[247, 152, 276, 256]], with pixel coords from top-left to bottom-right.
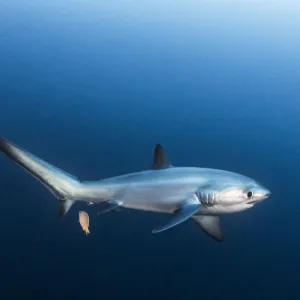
[[0, 137, 271, 241]]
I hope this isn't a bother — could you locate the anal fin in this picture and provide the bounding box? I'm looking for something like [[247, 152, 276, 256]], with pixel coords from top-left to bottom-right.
[[152, 196, 201, 233], [192, 215, 223, 242], [97, 200, 123, 215]]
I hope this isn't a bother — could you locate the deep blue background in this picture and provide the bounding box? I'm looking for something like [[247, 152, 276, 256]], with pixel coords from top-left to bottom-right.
[[0, 1, 299, 299]]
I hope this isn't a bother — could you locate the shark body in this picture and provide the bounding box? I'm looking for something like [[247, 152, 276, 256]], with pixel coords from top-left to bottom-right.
[[0, 137, 271, 241]]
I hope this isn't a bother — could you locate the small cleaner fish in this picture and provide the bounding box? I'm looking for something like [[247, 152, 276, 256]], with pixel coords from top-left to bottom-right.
[[79, 211, 90, 236]]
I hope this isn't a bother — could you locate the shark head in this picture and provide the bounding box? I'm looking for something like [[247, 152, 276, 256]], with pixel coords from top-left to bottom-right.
[[219, 182, 270, 204], [213, 175, 271, 213], [197, 171, 271, 214]]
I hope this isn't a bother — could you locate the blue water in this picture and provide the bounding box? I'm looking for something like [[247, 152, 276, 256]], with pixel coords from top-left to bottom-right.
[[0, 1, 299, 299]]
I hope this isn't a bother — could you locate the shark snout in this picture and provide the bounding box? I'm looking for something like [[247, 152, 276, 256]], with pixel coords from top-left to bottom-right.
[[265, 191, 271, 198], [261, 188, 271, 199], [247, 187, 271, 205]]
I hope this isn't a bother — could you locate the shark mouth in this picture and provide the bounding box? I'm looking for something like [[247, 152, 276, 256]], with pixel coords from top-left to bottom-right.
[[247, 200, 259, 205]]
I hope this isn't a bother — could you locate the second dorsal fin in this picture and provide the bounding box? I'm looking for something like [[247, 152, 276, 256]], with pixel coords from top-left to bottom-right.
[[152, 144, 172, 170]]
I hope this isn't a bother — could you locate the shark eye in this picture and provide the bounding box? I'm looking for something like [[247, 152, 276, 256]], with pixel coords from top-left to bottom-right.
[[247, 191, 253, 199]]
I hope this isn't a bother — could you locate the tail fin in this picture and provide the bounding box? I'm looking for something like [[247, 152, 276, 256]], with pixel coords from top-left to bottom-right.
[[0, 136, 81, 217]]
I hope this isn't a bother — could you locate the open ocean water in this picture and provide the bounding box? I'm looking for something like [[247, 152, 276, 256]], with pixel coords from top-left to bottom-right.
[[0, 1, 299, 299]]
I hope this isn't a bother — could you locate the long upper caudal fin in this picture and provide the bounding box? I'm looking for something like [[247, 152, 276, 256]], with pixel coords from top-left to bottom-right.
[[152, 144, 172, 170], [0, 136, 81, 217], [152, 195, 201, 233], [192, 215, 223, 242]]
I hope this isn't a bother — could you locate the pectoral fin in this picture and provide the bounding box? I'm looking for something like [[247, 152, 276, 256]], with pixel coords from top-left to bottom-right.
[[192, 215, 223, 242], [152, 198, 201, 233], [97, 200, 123, 215]]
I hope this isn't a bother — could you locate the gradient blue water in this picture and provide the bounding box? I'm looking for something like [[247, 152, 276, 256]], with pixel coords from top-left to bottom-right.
[[0, 1, 299, 299]]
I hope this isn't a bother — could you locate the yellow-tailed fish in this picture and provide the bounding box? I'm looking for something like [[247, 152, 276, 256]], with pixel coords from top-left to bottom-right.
[[79, 211, 90, 235]]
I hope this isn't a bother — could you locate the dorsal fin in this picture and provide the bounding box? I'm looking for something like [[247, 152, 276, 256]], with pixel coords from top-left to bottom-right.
[[152, 144, 172, 170]]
